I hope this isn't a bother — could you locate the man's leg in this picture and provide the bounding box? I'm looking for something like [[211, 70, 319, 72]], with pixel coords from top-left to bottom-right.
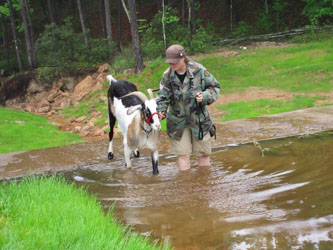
[[177, 155, 191, 171], [198, 155, 210, 167]]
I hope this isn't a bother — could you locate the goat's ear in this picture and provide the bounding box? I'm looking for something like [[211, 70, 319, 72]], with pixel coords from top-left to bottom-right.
[[141, 103, 146, 110], [127, 104, 142, 115]]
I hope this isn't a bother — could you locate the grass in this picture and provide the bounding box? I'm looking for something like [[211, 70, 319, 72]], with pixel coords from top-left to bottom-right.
[[0, 175, 162, 249], [219, 95, 325, 121], [0, 107, 84, 154], [199, 36, 333, 94]]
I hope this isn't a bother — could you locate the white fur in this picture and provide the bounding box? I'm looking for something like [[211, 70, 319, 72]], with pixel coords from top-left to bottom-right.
[[107, 75, 161, 172]]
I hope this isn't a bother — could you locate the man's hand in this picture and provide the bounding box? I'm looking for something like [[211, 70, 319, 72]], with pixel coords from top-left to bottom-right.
[[158, 112, 166, 120], [196, 92, 203, 103]]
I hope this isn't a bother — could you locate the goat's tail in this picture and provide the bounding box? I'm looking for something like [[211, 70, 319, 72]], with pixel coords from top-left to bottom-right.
[[107, 75, 117, 85]]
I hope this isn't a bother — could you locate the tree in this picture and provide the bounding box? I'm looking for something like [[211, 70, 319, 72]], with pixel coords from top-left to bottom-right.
[[117, 0, 123, 52], [302, 0, 333, 26], [104, 0, 112, 45], [99, 0, 107, 38], [7, 0, 24, 73], [127, 0, 144, 73], [77, 0, 90, 47], [47, 0, 56, 24], [21, 0, 37, 70], [1, 13, 10, 68], [186, 0, 193, 46]]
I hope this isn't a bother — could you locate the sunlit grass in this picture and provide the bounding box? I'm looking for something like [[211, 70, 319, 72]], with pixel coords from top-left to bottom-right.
[[0, 175, 163, 249], [219, 95, 329, 121], [0, 107, 84, 154]]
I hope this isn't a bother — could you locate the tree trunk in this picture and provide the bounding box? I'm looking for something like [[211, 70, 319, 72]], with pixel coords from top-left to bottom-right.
[[104, 0, 112, 45], [21, 0, 34, 71], [191, 0, 196, 34], [8, 0, 24, 73], [127, 0, 144, 73], [120, 0, 130, 23], [186, 0, 192, 47], [1, 14, 11, 68], [230, 0, 233, 33], [77, 0, 90, 47], [99, 0, 107, 38], [162, 0, 166, 49], [25, 0, 37, 68], [47, 0, 56, 24], [182, 0, 185, 27], [265, 0, 268, 15], [117, 0, 123, 52]]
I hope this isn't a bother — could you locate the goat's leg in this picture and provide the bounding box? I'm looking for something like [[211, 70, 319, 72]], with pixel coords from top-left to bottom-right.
[[151, 150, 159, 175], [133, 149, 140, 158], [124, 141, 132, 168], [107, 112, 116, 160]]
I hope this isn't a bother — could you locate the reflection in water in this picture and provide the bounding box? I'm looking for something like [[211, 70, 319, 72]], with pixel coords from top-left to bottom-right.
[[66, 132, 333, 249]]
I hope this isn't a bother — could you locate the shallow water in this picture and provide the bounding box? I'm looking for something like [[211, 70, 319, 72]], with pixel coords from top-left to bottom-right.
[[66, 132, 333, 249]]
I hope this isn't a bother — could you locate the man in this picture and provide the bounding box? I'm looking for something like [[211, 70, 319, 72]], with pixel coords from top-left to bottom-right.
[[156, 44, 220, 171]]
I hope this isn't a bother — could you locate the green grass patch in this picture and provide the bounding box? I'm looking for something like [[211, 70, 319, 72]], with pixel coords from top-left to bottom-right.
[[218, 95, 325, 121], [198, 35, 333, 94], [0, 108, 84, 154], [0, 175, 162, 249]]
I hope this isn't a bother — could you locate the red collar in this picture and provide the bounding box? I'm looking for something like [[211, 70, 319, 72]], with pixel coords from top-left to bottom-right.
[[145, 112, 159, 123]]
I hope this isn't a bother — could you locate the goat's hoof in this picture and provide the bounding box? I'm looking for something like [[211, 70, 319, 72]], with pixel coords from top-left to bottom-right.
[[108, 152, 114, 160], [153, 169, 159, 175], [133, 150, 140, 158]]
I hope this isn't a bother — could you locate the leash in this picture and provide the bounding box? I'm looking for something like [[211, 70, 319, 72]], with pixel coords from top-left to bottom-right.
[[196, 100, 205, 140]]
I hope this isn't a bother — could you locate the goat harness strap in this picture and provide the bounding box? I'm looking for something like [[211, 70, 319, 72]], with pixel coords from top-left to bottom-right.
[[140, 124, 152, 137], [145, 112, 159, 124]]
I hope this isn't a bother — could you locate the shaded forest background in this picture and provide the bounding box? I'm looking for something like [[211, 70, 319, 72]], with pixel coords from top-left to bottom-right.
[[0, 0, 332, 77]]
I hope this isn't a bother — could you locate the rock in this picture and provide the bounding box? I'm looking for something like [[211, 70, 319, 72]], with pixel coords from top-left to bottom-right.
[[100, 95, 108, 104], [57, 97, 71, 109], [97, 63, 110, 73], [74, 126, 82, 132], [24, 106, 33, 112], [73, 76, 102, 101], [76, 116, 87, 122], [82, 125, 90, 131], [27, 79, 44, 95], [38, 106, 50, 113]]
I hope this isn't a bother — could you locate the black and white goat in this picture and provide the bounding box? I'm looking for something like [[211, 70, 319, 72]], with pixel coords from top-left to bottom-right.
[[107, 75, 161, 175]]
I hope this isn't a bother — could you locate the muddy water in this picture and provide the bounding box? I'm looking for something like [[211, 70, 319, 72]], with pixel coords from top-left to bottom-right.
[[66, 132, 333, 249]]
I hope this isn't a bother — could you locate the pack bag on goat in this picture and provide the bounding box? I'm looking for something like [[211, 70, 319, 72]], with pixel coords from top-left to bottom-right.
[[106, 75, 161, 175]]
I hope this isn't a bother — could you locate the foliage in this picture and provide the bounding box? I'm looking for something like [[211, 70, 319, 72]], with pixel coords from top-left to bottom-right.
[[0, 175, 163, 249], [35, 17, 111, 74], [109, 47, 136, 74], [302, 0, 333, 26], [0, 107, 84, 153], [140, 6, 213, 58], [232, 21, 253, 38], [271, 0, 288, 31], [255, 12, 275, 34]]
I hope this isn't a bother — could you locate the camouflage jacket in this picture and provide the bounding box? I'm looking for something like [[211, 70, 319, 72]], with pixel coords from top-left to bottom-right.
[[156, 61, 220, 141]]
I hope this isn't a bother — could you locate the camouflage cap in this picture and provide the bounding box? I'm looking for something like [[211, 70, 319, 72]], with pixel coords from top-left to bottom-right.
[[165, 44, 185, 64]]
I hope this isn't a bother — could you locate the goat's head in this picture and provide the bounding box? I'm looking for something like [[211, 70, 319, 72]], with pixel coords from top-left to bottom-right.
[[124, 90, 161, 131]]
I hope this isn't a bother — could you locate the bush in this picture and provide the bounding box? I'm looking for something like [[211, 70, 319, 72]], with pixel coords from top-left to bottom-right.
[[35, 17, 112, 74], [232, 21, 253, 38]]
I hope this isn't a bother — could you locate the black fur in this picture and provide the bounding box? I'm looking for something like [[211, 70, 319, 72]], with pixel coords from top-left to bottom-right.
[[108, 80, 143, 107]]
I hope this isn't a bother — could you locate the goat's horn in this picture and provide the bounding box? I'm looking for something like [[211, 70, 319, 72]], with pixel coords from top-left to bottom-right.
[[147, 89, 154, 99], [120, 91, 147, 103]]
